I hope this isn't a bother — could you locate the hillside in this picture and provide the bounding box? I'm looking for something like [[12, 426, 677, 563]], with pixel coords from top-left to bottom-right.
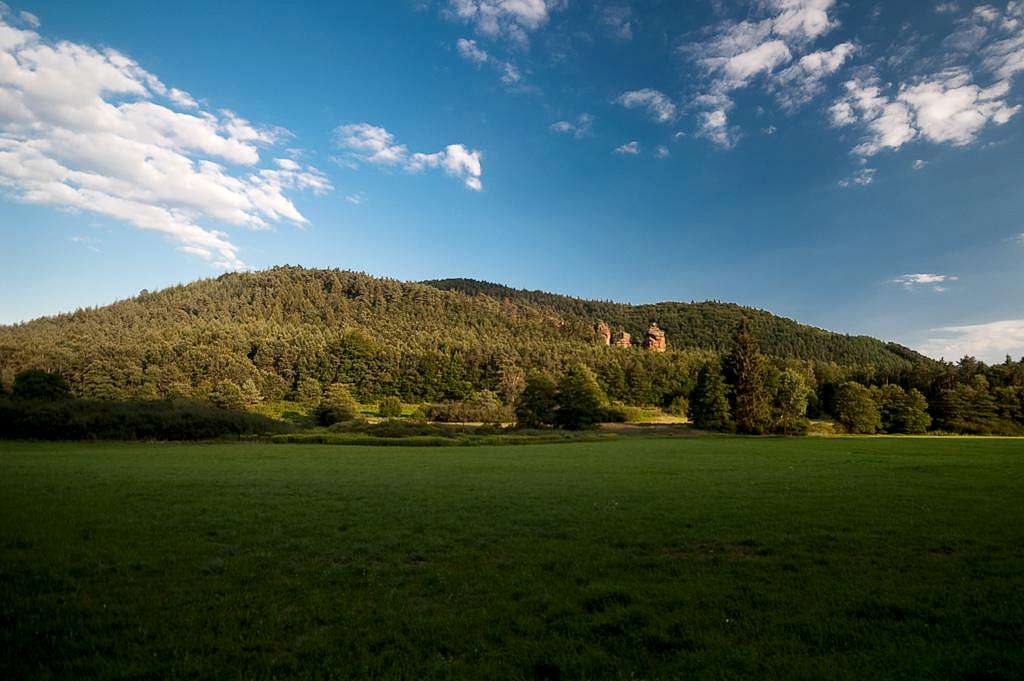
[[0, 267, 931, 405], [422, 278, 926, 366]]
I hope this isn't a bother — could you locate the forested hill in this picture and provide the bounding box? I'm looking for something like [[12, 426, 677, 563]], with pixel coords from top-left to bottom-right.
[[0, 267, 931, 404], [422, 278, 927, 366]]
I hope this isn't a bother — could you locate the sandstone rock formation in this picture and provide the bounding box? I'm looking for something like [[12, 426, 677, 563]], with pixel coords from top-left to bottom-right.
[[612, 331, 632, 348], [596, 320, 611, 345], [644, 324, 666, 352]]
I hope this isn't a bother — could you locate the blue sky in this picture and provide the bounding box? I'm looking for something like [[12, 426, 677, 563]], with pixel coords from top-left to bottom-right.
[[0, 1, 1022, 361]]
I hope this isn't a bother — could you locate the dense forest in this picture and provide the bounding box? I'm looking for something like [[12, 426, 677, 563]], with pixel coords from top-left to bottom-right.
[[0, 266, 1021, 435]]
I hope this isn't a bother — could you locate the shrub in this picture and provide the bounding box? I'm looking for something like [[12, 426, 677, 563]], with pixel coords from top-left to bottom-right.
[[666, 395, 689, 418], [0, 397, 289, 440], [422, 390, 511, 424], [602, 401, 647, 423], [378, 396, 403, 418], [210, 380, 246, 411], [12, 369, 71, 401], [317, 383, 361, 426]]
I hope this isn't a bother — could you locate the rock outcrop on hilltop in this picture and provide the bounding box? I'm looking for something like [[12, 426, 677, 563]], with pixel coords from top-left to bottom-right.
[[595, 320, 611, 345], [644, 324, 667, 352], [612, 331, 632, 348]]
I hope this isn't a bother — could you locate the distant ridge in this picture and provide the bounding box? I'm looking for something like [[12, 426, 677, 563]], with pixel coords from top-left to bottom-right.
[[421, 277, 926, 366]]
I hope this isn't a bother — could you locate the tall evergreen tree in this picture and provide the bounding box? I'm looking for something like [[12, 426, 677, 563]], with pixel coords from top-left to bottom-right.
[[691, 363, 731, 431], [726, 318, 772, 434]]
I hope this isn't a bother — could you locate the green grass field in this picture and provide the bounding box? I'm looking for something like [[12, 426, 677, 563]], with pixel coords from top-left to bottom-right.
[[2, 438, 1022, 680]]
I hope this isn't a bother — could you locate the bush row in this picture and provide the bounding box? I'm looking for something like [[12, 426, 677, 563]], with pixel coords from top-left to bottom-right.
[[0, 398, 290, 441]]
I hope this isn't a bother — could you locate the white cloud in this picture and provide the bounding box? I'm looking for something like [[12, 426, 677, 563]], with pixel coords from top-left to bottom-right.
[[0, 16, 328, 270], [913, 159, 927, 170], [456, 37, 489, 65], [838, 167, 877, 187], [614, 140, 639, 155], [830, 77, 918, 155], [935, 2, 961, 13], [654, 145, 670, 158], [774, 42, 856, 109], [899, 69, 1019, 146], [890, 273, 959, 292], [768, 0, 839, 43], [345, 192, 366, 205], [454, 37, 522, 86], [915, 319, 1024, 363], [498, 60, 521, 84], [549, 113, 593, 138], [617, 89, 677, 123], [695, 98, 738, 148], [683, 0, 845, 146], [446, 0, 564, 46], [831, 68, 1019, 156], [945, 2, 1024, 80], [335, 123, 484, 191], [333, 124, 408, 166], [17, 10, 38, 28]]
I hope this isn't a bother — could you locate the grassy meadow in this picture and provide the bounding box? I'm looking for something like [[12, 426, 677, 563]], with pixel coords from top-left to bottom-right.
[[1, 437, 1022, 680]]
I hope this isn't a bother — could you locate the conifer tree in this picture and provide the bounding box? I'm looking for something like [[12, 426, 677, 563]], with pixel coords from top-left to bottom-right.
[[691, 362, 731, 431], [726, 319, 772, 434]]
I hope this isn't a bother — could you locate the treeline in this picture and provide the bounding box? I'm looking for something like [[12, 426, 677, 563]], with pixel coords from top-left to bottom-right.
[[0, 267, 1020, 435], [0, 371, 287, 440], [686, 322, 1024, 436]]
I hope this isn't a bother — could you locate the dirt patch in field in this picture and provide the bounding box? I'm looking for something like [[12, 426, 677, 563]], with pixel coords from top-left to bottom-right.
[[664, 541, 765, 561], [928, 547, 957, 557]]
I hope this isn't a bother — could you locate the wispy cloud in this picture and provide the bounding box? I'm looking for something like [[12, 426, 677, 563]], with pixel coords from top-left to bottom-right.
[[68, 235, 101, 253], [616, 89, 678, 123], [915, 318, 1024, 362], [549, 113, 593, 138], [681, 0, 847, 147], [838, 167, 877, 187], [333, 124, 484, 191], [890, 273, 959, 292], [455, 37, 522, 85], [445, 0, 563, 47], [614, 140, 640, 155]]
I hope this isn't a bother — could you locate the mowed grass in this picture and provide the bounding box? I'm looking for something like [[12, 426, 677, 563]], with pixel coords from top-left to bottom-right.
[[1, 438, 1022, 680]]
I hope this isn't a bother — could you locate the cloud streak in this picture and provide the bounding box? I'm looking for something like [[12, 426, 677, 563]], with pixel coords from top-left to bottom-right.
[[916, 318, 1024, 362], [890, 273, 959, 292]]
